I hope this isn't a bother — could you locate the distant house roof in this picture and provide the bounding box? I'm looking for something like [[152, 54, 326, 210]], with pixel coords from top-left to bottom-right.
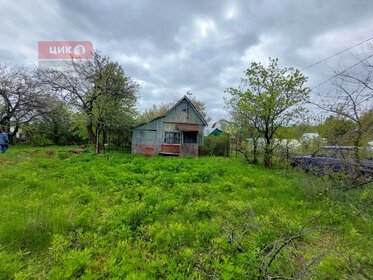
[[211, 119, 229, 128], [302, 133, 320, 140], [209, 128, 223, 136], [134, 95, 208, 128]]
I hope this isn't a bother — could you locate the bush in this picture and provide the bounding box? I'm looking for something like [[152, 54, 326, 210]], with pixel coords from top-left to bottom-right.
[[204, 134, 229, 156]]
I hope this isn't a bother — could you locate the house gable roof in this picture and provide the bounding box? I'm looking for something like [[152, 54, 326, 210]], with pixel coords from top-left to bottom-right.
[[212, 119, 230, 128], [134, 95, 208, 129], [164, 95, 208, 126], [209, 128, 223, 135]]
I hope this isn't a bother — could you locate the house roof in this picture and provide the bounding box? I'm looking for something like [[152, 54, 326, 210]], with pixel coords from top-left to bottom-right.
[[209, 128, 223, 135], [134, 95, 208, 128], [211, 119, 230, 128], [165, 95, 208, 126], [302, 133, 320, 140]]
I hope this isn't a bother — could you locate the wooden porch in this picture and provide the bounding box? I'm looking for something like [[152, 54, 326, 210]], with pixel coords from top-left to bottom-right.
[[159, 143, 198, 157]]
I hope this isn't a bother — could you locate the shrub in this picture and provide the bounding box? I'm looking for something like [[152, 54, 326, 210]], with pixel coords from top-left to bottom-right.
[[204, 134, 229, 156]]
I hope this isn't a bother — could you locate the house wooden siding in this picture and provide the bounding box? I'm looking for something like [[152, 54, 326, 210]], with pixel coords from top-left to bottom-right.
[[131, 96, 207, 157], [132, 118, 164, 156]]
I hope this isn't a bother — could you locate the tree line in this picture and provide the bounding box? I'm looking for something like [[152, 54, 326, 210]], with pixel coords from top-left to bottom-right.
[[1, 51, 372, 165], [0, 52, 139, 153], [0, 51, 213, 153]]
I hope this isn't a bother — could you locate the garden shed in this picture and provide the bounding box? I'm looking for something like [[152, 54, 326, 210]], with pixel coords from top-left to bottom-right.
[[132, 95, 208, 157]]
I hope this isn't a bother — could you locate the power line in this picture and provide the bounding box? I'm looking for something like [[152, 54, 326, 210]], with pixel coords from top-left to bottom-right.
[[311, 53, 373, 90], [302, 35, 373, 71]]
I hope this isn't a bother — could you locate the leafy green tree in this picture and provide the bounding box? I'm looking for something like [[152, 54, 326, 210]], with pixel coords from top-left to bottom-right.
[[137, 102, 171, 124], [277, 122, 318, 141], [19, 101, 83, 146], [319, 116, 353, 145], [360, 110, 373, 145], [39, 51, 139, 152], [226, 58, 310, 168], [92, 91, 136, 150]]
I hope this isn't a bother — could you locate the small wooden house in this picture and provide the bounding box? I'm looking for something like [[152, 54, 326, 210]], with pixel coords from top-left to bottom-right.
[[211, 119, 229, 131], [209, 120, 230, 137], [132, 95, 208, 157], [210, 128, 223, 136]]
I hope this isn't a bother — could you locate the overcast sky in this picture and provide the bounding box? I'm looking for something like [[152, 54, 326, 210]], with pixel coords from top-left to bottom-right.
[[1, 0, 373, 125]]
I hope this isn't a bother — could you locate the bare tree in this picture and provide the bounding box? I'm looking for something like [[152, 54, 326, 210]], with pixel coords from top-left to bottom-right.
[[312, 54, 373, 178], [0, 64, 50, 142], [228, 109, 261, 164]]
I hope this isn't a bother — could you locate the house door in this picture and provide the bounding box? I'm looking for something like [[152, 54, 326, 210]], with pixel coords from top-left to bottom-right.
[[181, 131, 198, 157], [142, 130, 156, 155], [183, 131, 197, 143]]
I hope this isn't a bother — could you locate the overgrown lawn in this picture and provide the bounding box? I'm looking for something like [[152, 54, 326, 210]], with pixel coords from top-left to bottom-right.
[[0, 147, 372, 279]]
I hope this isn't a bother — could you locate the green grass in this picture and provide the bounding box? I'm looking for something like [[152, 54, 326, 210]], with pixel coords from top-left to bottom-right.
[[0, 146, 372, 279]]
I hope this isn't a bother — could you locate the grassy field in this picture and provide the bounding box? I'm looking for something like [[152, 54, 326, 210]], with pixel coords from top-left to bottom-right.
[[0, 146, 372, 279]]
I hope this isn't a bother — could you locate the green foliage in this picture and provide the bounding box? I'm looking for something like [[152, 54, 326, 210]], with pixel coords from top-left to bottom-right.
[[319, 115, 355, 145], [226, 58, 310, 167], [204, 133, 229, 156], [277, 123, 318, 141], [0, 146, 372, 279], [19, 102, 84, 146], [39, 51, 139, 152]]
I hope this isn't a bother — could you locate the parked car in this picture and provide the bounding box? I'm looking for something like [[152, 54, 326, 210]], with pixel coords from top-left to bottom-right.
[[362, 158, 373, 177], [291, 146, 373, 176]]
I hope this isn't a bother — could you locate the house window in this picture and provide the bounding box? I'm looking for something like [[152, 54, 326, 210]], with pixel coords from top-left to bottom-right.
[[180, 102, 187, 112], [164, 132, 181, 144]]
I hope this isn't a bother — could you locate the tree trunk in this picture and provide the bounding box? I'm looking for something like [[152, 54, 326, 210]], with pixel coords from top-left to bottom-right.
[[252, 138, 258, 164], [87, 122, 97, 146], [264, 134, 272, 168], [9, 125, 19, 144], [351, 124, 362, 178], [264, 148, 271, 168], [108, 133, 111, 151], [352, 125, 362, 165], [87, 122, 103, 153], [103, 130, 107, 153]]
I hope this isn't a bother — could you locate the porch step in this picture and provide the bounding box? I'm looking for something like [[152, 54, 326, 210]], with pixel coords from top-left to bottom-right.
[[159, 152, 180, 156]]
